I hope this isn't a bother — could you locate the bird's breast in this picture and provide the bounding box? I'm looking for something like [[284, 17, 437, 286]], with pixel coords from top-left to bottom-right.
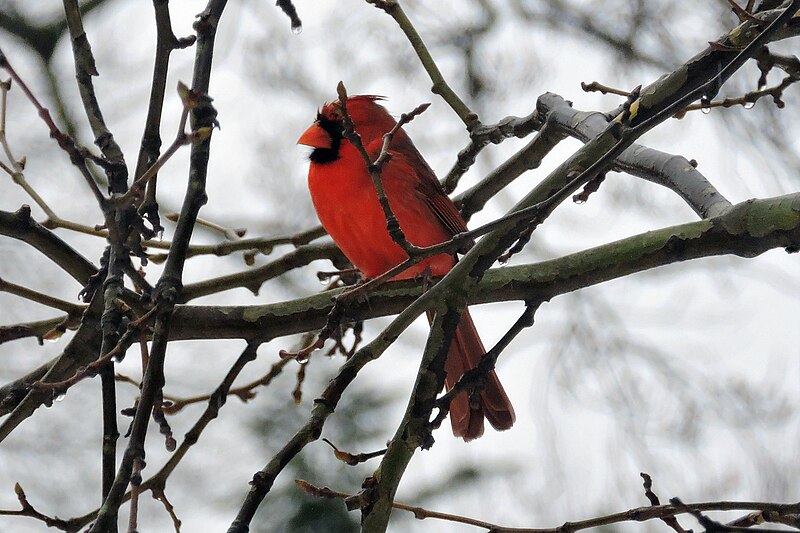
[[308, 155, 454, 279]]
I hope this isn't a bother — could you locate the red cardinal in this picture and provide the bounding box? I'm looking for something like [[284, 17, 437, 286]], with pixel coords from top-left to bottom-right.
[[298, 95, 515, 440]]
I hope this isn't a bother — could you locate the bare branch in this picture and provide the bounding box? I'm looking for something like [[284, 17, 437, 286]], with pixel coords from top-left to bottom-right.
[[275, 0, 302, 33], [90, 2, 227, 529], [0, 49, 108, 206], [432, 303, 538, 430], [366, 0, 478, 128], [641, 473, 691, 533], [0, 483, 84, 531], [335, 81, 422, 257], [294, 477, 800, 533], [135, 0, 196, 235], [156, 192, 800, 344], [443, 107, 545, 194], [0, 277, 85, 315], [536, 93, 733, 218], [62, 0, 128, 192]]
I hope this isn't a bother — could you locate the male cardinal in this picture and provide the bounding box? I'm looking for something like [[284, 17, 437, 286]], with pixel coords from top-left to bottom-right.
[[298, 95, 515, 440]]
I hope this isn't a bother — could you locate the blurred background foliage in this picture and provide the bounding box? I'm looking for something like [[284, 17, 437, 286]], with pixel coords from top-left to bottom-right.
[[0, 0, 798, 531]]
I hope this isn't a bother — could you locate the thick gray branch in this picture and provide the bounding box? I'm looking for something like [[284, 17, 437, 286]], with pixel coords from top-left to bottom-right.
[[538, 92, 733, 218]]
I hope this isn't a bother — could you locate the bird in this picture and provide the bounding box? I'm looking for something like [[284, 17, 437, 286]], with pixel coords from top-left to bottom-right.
[[298, 94, 515, 440]]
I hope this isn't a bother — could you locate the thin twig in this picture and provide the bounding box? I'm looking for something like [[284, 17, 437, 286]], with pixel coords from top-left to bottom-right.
[[0, 315, 76, 345], [724, 0, 762, 23], [322, 438, 387, 465], [0, 483, 83, 531], [0, 81, 59, 220], [178, 241, 341, 303], [336, 81, 425, 256], [114, 356, 291, 415], [366, 0, 479, 128], [113, 101, 196, 209], [127, 457, 144, 533], [151, 488, 181, 533], [89, 3, 226, 528], [641, 473, 690, 533], [294, 478, 800, 533], [165, 211, 246, 241], [442, 108, 544, 194], [432, 303, 538, 429], [0, 48, 109, 209], [0, 277, 85, 315], [581, 80, 633, 96], [296, 479, 504, 530], [135, 0, 196, 235], [31, 307, 157, 392], [63, 0, 128, 192], [675, 73, 799, 115], [671, 498, 793, 533]]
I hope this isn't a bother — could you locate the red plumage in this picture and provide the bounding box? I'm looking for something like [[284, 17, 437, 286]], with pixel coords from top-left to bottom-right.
[[298, 95, 515, 440]]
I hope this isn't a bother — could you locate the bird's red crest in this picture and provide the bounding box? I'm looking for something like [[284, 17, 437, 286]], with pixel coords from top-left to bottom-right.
[[319, 95, 385, 116], [318, 95, 386, 125], [322, 95, 394, 146]]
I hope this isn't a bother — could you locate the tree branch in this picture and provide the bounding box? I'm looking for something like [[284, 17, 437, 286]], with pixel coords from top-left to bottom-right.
[[135, 0, 196, 236], [537, 93, 733, 218], [89, 1, 227, 530], [3, 191, 796, 425], [366, 0, 478, 128], [359, 305, 462, 530], [163, 192, 800, 341], [295, 478, 800, 533]]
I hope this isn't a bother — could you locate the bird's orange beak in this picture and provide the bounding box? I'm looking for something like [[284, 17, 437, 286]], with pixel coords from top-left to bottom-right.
[[297, 122, 331, 149]]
